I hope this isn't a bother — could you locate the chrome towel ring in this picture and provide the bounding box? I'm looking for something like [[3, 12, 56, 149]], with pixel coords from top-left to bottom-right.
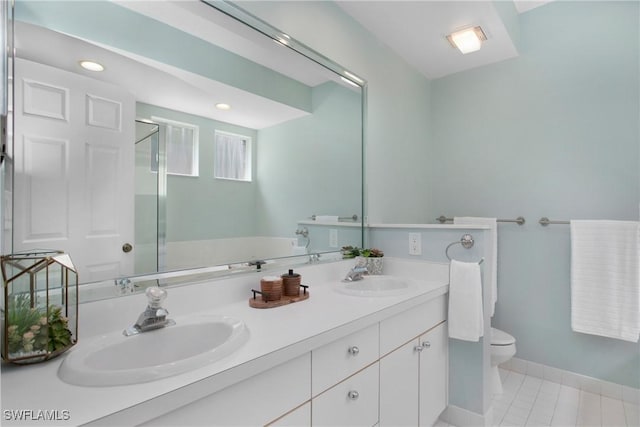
[[446, 234, 484, 265]]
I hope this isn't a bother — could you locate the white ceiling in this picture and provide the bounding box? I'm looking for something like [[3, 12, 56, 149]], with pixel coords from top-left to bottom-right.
[[336, 0, 553, 79]]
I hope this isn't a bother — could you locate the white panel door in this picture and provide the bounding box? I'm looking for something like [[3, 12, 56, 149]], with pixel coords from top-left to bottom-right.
[[14, 58, 135, 282]]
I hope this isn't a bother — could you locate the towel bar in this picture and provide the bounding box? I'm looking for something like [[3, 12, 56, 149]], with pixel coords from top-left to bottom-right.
[[436, 216, 525, 225], [539, 217, 570, 226], [310, 214, 358, 221]]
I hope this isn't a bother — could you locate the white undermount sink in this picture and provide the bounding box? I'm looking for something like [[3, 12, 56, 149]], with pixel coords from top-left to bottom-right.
[[334, 275, 413, 297], [58, 314, 249, 387]]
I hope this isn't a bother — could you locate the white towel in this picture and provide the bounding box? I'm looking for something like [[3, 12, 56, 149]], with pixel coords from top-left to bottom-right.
[[448, 259, 484, 342], [454, 217, 498, 316], [315, 215, 339, 222], [571, 220, 640, 342]]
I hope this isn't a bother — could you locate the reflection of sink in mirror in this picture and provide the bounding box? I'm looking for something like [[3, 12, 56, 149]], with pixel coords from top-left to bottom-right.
[[335, 275, 413, 297], [58, 315, 248, 387]]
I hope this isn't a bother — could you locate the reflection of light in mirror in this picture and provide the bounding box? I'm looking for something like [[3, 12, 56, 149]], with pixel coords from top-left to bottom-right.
[[343, 70, 364, 85], [274, 33, 291, 46], [79, 60, 104, 71], [215, 103, 231, 111], [341, 76, 360, 88]]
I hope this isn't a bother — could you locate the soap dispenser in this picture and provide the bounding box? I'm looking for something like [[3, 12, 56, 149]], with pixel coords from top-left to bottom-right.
[[281, 269, 301, 296]]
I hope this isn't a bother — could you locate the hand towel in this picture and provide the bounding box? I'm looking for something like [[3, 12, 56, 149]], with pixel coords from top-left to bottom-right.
[[448, 259, 484, 342], [315, 215, 339, 222], [571, 220, 640, 342], [454, 217, 498, 316]]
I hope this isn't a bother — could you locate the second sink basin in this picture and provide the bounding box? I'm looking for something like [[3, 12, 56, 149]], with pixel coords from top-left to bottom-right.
[[335, 275, 413, 297], [58, 314, 248, 387]]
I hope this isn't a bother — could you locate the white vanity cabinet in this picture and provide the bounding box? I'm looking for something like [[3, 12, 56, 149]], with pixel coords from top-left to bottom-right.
[[268, 402, 311, 426], [311, 323, 380, 426], [140, 354, 311, 427], [379, 296, 448, 427], [312, 362, 379, 426]]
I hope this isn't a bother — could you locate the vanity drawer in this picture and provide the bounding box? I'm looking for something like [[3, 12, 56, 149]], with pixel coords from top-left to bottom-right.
[[379, 295, 446, 356], [311, 323, 379, 396], [312, 361, 379, 427]]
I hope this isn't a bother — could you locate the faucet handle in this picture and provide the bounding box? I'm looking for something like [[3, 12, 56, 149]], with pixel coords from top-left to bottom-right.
[[146, 286, 167, 308]]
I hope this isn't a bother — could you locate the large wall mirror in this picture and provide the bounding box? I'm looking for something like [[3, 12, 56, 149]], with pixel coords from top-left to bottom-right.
[[5, 1, 364, 290]]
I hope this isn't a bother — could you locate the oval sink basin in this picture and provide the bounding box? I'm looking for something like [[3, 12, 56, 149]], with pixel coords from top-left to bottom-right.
[[335, 275, 413, 297], [58, 314, 248, 386]]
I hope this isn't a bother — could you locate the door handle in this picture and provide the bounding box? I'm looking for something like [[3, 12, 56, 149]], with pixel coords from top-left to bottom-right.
[[122, 243, 133, 253]]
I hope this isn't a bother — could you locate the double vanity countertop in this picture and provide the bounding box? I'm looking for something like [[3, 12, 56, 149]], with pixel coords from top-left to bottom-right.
[[1, 258, 449, 426]]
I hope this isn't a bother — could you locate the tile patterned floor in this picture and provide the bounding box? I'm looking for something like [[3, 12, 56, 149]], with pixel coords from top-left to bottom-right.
[[436, 369, 640, 427]]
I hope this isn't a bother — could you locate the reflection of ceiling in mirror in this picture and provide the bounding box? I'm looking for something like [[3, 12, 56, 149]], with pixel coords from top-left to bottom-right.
[[14, 21, 311, 129], [114, 0, 337, 88]]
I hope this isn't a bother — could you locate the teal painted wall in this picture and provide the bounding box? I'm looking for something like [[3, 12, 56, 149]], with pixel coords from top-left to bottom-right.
[[256, 81, 362, 250], [136, 103, 258, 242], [431, 1, 639, 387], [240, 1, 433, 225]]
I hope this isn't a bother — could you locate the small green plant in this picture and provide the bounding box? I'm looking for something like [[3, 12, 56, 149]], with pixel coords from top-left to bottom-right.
[[341, 246, 384, 259], [6, 294, 72, 356]]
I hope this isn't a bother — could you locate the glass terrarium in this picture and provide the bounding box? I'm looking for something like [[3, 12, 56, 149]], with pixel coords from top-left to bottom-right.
[[1, 250, 78, 364]]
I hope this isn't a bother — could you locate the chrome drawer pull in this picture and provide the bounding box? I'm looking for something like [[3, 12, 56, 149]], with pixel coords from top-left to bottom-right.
[[347, 390, 359, 400], [414, 344, 424, 352], [422, 341, 431, 349], [348, 346, 360, 356]]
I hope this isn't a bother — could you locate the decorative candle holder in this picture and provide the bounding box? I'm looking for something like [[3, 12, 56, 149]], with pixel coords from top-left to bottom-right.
[[1, 250, 78, 364]]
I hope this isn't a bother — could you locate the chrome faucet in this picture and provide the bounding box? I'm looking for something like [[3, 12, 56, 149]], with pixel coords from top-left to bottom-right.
[[344, 265, 368, 282], [123, 287, 175, 336]]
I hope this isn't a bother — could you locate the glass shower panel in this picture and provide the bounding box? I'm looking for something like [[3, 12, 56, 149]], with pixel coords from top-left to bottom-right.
[[134, 121, 160, 274]]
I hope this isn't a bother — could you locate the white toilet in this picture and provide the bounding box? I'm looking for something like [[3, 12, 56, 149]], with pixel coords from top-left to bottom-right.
[[490, 327, 516, 395]]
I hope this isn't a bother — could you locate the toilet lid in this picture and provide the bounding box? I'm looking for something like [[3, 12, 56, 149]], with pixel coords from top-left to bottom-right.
[[491, 328, 515, 345]]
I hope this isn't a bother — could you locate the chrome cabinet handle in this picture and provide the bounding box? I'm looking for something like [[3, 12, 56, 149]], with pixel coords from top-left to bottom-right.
[[414, 344, 424, 352], [348, 346, 360, 356], [422, 341, 431, 349], [347, 390, 359, 400]]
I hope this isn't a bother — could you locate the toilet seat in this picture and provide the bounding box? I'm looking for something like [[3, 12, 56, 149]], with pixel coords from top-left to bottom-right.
[[491, 327, 515, 346]]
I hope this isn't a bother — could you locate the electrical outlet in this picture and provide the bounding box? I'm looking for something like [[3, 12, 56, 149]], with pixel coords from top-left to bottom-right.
[[409, 233, 422, 255], [329, 229, 338, 248]]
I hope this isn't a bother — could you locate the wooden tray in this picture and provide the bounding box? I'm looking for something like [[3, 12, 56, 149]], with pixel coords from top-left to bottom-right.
[[249, 291, 309, 309]]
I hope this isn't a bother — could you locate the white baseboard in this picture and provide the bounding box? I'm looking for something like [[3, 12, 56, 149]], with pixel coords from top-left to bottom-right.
[[500, 357, 640, 403], [441, 404, 493, 427]]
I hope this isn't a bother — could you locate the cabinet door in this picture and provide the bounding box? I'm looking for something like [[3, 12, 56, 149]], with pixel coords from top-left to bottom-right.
[[140, 354, 311, 426], [379, 338, 420, 426], [312, 323, 379, 396], [267, 402, 311, 426], [419, 322, 448, 426], [312, 362, 379, 426]]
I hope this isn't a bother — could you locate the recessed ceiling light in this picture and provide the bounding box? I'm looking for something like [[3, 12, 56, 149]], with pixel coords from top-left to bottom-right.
[[446, 26, 487, 54], [215, 103, 231, 111], [79, 60, 105, 72]]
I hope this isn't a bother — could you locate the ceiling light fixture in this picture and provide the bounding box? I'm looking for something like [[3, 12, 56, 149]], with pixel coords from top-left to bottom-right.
[[79, 60, 105, 72], [215, 103, 231, 111], [446, 26, 487, 54]]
